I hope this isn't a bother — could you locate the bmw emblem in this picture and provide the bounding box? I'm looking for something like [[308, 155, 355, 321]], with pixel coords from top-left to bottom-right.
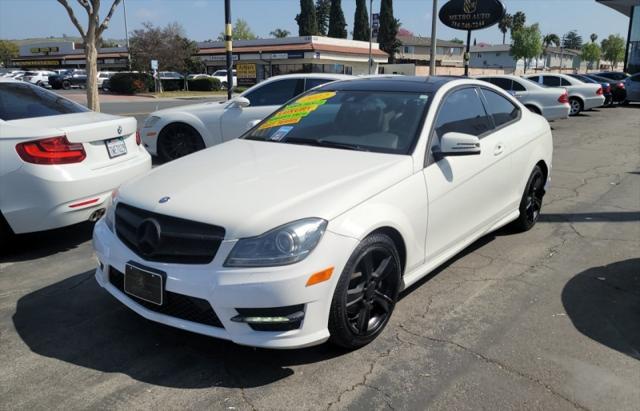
[[159, 196, 170, 204], [117, 125, 123, 135]]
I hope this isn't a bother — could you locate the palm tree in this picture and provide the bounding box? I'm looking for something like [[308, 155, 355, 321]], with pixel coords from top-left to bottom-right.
[[590, 33, 598, 43], [542, 34, 560, 69], [270, 28, 291, 38], [498, 13, 512, 44]]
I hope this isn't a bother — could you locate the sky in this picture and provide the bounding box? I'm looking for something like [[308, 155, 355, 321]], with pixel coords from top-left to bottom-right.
[[0, 0, 630, 45]]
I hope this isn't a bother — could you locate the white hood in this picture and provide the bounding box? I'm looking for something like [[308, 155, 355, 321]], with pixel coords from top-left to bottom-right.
[[152, 100, 228, 117], [118, 139, 413, 239]]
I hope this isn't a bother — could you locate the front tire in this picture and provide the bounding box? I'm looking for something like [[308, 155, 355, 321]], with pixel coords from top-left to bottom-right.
[[157, 123, 205, 162], [62, 80, 71, 90], [328, 233, 401, 349], [511, 166, 546, 232]]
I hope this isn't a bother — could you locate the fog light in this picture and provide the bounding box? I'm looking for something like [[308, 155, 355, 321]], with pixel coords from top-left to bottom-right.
[[231, 305, 305, 331]]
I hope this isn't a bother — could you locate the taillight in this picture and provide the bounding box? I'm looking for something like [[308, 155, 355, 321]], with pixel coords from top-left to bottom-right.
[[604, 85, 611, 94], [596, 87, 603, 96], [618, 82, 625, 89], [135, 130, 141, 145], [558, 91, 569, 104], [15, 136, 86, 165]]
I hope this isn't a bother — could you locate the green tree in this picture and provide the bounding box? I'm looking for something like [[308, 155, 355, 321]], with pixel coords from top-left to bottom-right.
[[498, 13, 512, 44], [542, 33, 560, 68], [218, 18, 257, 41], [601, 34, 625, 69], [328, 0, 347, 38], [563, 30, 582, 49], [590, 33, 598, 43], [131, 22, 199, 73], [270, 28, 291, 38], [296, 0, 318, 36], [511, 23, 542, 73], [450, 38, 464, 44], [511, 11, 526, 35], [378, 0, 401, 63], [316, 0, 331, 36], [0, 39, 19, 68], [581, 42, 601, 69], [353, 0, 370, 41]]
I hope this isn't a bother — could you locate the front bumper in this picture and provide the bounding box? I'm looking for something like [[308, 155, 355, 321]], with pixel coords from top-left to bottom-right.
[[92, 219, 359, 349]]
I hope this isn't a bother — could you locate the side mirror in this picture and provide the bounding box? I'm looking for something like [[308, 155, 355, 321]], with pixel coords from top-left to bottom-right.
[[230, 96, 250, 109], [434, 132, 481, 159], [246, 119, 261, 130]]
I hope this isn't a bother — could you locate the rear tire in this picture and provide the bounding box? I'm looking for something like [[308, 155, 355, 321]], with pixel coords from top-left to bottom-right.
[[157, 123, 206, 163], [328, 233, 401, 349], [569, 97, 583, 116], [0, 212, 15, 252], [62, 80, 71, 90], [511, 166, 546, 232]]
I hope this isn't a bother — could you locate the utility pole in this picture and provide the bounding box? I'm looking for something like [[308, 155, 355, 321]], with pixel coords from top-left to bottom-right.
[[123, 0, 131, 70], [429, 0, 437, 76], [368, 0, 373, 75], [224, 0, 233, 100]]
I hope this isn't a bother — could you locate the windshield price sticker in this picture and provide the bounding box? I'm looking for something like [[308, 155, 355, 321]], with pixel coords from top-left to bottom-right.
[[259, 92, 337, 130], [270, 126, 294, 141]]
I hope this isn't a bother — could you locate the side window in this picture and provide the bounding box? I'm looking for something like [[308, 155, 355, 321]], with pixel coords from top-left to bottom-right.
[[527, 75, 540, 83], [542, 76, 561, 87], [304, 78, 333, 91], [560, 78, 572, 86], [244, 79, 304, 107], [433, 88, 492, 140], [480, 89, 520, 128], [512, 80, 526, 91], [485, 77, 512, 91]]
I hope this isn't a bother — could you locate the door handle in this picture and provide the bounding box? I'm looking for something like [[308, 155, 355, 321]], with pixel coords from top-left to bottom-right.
[[494, 143, 504, 156]]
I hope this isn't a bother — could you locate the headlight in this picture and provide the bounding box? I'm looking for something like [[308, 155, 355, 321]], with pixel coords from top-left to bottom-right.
[[224, 218, 327, 267], [104, 189, 119, 232], [143, 115, 161, 129]]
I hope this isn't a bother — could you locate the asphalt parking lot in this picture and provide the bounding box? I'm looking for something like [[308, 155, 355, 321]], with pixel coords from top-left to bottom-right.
[[1, 104, 639, 410]]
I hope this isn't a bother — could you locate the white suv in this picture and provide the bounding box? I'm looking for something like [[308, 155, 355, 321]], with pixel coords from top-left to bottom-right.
[[211, 69, 237, 89]]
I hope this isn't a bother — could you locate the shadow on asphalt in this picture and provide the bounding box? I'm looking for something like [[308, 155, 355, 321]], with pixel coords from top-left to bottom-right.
[[12, 269, 350, 389], [0, 221, 94, 263], [539, 211, 640, 223], [561, 258, 640, 360]]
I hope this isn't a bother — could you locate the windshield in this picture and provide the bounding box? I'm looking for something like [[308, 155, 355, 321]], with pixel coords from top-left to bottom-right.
[[244, 90, 431, 154]]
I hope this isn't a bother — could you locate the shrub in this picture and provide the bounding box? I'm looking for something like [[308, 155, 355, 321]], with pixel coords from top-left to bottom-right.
[[188, 77, 221, 91], [161, 79, 183, 91], [109, 72, 153, 94]]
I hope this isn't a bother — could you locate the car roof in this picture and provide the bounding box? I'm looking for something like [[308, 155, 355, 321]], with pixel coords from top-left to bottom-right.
[[322, 75, 459, 93]]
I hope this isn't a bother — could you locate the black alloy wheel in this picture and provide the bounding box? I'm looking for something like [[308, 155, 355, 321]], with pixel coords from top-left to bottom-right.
[[157, 123, 205, 162], [329, 234, 401, 349], [512, 166, 546, 232]]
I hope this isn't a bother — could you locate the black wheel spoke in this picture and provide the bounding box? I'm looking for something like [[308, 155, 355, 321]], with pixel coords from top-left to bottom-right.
[[373, 290, 393, 313], [357, 305, 371, 333], [362, 253, 374, 280], [373, 256, 393, 281]]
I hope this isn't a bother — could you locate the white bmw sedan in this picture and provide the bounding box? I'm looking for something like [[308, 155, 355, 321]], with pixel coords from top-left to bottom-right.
[[523, 73, 605, 115], [93, 76, 553, 349], [140, 73, 352, 162], [0, 78, 151, 244], [476, 74, 570, 121]]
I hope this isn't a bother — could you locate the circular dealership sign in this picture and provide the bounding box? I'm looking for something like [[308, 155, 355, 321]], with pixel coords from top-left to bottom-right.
[[439, 0, 506, 31]]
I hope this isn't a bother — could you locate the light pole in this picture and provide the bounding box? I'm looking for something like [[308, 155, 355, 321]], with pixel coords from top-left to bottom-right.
[[123, 0, 131, 70], [224, 0, 233, 100], [429, 0, 438, 76], [368, 0, 373, 75]]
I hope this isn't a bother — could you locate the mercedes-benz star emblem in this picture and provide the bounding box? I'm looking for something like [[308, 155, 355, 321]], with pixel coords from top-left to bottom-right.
[[117, 125, 123, 135], [136, 218, 161, 256], [159, 196, 170, 204]]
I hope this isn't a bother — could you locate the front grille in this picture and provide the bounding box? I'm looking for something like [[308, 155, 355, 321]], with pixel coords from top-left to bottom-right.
[[115, 203, 225, 264], [109, 267, 224, 328]]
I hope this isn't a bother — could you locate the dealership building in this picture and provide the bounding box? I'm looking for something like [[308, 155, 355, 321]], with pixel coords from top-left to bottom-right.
[[11, 42, 129, 70], [596, 0, 640, 73], [197, 36, 388, 81]]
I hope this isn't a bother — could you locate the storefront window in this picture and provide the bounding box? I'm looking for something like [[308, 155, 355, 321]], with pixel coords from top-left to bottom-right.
[[628, 5, 640, 74]]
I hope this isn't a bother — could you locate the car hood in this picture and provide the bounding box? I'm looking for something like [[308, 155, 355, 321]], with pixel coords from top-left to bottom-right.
[[118, 139, 413, 239]]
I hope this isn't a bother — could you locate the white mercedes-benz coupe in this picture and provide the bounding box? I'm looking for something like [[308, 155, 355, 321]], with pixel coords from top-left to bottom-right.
[[140, 73, 352, 162], [0, 78, 151, 244], [93, 76, 553, 349]]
